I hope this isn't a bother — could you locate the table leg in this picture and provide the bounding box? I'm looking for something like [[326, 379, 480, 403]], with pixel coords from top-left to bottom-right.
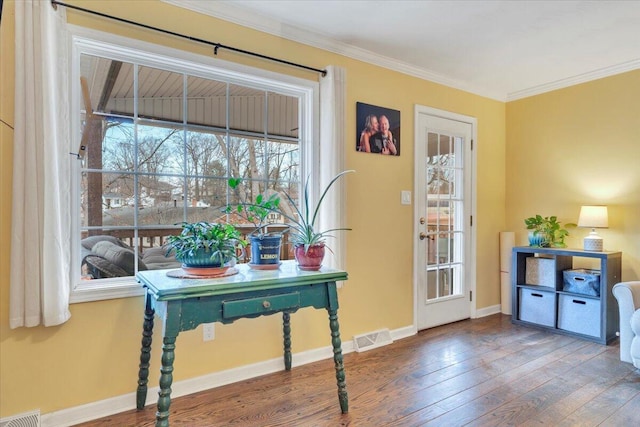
[[155, 335, 176, 427], [136, 295, 155, 410], [328, 308, 348, 413], [283, 312, 292, 370]]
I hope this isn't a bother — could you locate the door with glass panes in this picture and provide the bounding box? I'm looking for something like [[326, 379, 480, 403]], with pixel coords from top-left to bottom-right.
[[415, 107, 474, 330]]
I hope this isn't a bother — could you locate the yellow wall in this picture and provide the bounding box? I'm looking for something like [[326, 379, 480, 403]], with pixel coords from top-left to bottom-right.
[[506, 70, 640, 279], [0, 0, 507, 417]]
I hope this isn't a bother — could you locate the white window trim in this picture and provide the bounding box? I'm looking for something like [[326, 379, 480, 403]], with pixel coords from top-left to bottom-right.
[[68, 25, 319, 303]]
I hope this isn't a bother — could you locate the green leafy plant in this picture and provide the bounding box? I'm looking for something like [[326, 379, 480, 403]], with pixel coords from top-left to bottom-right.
[[166, 222, 246, 265], [524, 215, 575, 248], [227, 171, 354, 253], [226, 178, 284, 237]]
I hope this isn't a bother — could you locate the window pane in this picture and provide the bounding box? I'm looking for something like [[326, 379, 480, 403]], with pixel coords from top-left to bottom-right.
[[101, 119, 135, 172], [267, 139, 299, 185], [138, 66, 184, 123], [81, 171, 135, 228], [426, 267, 455, 300], [185, 177, 227, 223], [229, 83, 265, 134], [187, 76, 227, 128], [267, 91, 298, 138], [427, 132, 456, 196], [228, 135, 266, 179], [80, 54, 133, 118], [185, 130, 227, 181], [137, 123, 184, 175], [76, 50, 303, 285]]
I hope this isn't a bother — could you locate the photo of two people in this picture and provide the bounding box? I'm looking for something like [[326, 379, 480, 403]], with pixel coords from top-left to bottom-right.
[[356, 102, 401, 156]]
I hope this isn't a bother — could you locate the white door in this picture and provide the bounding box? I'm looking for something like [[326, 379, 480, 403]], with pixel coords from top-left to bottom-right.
[[414, 106, 476, 330]]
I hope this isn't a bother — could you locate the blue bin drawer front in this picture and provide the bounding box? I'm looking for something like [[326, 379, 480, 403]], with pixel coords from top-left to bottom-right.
[[519, 288, 556, 327], [557, 294, 601, 338]]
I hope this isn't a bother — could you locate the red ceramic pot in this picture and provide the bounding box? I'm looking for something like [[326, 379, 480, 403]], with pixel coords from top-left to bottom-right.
[[294, 243, 325, 271]]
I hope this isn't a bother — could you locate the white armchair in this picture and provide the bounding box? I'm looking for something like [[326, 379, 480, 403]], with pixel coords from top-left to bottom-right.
[[612, 281, 640, 368]]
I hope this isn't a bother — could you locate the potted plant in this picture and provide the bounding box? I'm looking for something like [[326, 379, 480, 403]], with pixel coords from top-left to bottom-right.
[[524, 215, 575, 248], [227, 170, 354, 270], [226, 178, 287, 269], [165, 222, 247, 273], [282, 170, 354, 271]]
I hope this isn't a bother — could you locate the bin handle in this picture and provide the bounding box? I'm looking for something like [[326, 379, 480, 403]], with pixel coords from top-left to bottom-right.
[[531, 293, 543, 298], [572, 299, 586, 305]]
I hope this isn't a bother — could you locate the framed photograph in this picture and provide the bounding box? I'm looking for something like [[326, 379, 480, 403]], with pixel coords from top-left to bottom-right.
[[356, 102, 401, 156]]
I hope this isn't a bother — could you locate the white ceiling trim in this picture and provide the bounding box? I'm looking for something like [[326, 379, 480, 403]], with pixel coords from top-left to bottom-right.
[[162, 0, 639, 102], [507, 58, 640, 101], [161, 0, 504, 100]]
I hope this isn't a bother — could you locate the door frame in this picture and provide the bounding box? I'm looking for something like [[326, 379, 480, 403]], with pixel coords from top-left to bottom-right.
[[413, 105, 478, 330]]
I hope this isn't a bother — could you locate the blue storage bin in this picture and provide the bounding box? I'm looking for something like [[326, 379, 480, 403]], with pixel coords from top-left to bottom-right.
[[563, 269, 600, 297], [519, 288, 556, 327], [558, 294, 601, 338]]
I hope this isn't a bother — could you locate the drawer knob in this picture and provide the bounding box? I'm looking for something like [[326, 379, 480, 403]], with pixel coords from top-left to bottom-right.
[[262, 300, 271, 309]]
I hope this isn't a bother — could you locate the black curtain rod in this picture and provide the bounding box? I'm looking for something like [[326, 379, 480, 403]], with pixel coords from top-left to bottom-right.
[[50, 0, 327, 77]]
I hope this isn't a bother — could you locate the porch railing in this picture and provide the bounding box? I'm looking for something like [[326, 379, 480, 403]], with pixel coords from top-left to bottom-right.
[[82, 225, 293, 263]]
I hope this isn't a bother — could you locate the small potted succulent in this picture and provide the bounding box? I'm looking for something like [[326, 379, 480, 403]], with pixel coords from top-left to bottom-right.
[[166, 222, 247, 272]]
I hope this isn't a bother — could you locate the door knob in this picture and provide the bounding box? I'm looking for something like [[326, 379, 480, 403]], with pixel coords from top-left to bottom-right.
[[419, 232, 428, 240]]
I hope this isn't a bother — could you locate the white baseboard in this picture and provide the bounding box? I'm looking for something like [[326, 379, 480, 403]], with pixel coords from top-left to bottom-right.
[[40, 326, 413, 427], [390, 324, 417, 340], [475, 304, 502, 318]]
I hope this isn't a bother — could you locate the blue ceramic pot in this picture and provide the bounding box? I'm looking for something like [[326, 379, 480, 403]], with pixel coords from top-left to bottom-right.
[[249, 234, 282, 265], [528, 231, 548, 247], [177, 248, 233, 268]]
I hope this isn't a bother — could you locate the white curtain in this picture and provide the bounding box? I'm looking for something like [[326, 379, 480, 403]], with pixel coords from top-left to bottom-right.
[[318, 66, 348, 272], [10, 0, 72, 328]]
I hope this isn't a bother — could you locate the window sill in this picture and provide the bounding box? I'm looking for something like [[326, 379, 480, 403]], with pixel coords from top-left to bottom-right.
[[70, 277, 145, 303]]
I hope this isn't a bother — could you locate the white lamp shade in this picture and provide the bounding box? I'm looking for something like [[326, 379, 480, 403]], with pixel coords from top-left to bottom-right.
[[578, 205, 608, 228]]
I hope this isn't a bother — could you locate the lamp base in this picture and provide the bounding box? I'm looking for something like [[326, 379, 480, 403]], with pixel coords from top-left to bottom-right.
[[583, 231, 603, 251]]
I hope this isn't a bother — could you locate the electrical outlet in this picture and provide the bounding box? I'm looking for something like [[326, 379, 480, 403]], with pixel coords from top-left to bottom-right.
[[202, 323, 215, 341]]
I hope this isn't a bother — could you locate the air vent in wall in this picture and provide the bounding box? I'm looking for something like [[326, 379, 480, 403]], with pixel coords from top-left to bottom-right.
[[0, 410, 40, 427], [353, 328, 393, 352]]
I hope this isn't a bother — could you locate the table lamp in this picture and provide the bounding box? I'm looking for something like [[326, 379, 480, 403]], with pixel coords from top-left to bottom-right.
[[577, 205, 608, 251]]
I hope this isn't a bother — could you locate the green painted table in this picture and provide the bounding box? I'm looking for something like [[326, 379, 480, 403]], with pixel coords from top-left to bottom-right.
[[136, 260, 349, 427]]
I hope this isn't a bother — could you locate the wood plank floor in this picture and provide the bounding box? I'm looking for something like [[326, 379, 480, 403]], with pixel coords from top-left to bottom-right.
[[76, 314, 640, 426]]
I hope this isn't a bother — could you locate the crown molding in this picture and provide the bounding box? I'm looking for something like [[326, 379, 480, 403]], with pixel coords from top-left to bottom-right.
[[162, 0, 506, 101], [506, 58, 640, 101], [162, 0, 640, 103]]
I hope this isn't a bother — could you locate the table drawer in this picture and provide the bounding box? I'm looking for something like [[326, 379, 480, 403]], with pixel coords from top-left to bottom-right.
[[223, 292, 300, 318]]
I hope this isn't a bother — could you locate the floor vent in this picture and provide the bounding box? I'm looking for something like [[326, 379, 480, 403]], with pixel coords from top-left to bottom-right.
[[0, 410, 40, 427], [353, 328, 393, 352]]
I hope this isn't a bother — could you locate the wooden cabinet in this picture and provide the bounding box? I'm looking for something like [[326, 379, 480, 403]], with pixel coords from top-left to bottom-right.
[[511, 246, 622, 344]]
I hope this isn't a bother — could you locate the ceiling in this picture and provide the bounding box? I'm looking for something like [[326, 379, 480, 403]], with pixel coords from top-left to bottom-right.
[[163, 0, 640, 101]]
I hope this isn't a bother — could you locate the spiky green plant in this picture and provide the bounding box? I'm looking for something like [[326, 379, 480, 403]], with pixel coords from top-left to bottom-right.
[[226, 171, 354, 253]]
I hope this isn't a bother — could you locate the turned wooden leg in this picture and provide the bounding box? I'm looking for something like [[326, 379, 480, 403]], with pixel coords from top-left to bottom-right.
[[155, 335, 176, 427], [136, 295, 154, 409], [328, 308, 348, 413], [283, 312, 292, 370]]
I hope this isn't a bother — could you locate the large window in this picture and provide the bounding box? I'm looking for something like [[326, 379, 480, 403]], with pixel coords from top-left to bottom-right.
[[71, 33, 317, 302]]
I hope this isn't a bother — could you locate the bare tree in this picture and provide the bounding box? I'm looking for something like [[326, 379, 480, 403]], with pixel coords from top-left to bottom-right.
[[100, 122, 178, 205]]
